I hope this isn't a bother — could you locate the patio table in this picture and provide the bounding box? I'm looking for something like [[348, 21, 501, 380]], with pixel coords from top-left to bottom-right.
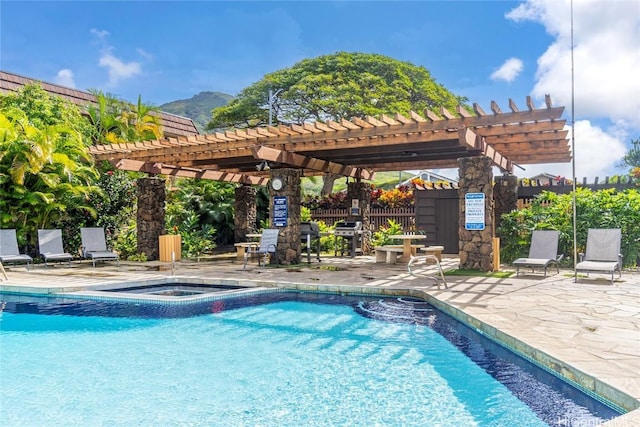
[[389, 234, 427, 263]]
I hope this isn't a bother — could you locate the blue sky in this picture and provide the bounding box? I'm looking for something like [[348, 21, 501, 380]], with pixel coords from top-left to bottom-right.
[[1, 0, 639, 180]]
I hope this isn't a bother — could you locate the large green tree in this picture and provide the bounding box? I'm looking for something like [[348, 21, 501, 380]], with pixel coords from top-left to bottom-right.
[[207, 52, 467, 194], [208, 52, 466, 128]]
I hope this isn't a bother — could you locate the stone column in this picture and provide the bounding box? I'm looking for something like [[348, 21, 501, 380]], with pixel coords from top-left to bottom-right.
[[493, 174, 518, 237], [269, 168, 303, 265], [137, 177, 165, 261], [234, 185, 257, 242], [347, 181, 373, 254], [458, 157, 494, 271]]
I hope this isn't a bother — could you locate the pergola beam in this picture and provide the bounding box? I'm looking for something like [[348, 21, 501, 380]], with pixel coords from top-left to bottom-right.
[[111, 159, 269, 185], [251, 145, 375, 180], [459, 128, 513, 173]]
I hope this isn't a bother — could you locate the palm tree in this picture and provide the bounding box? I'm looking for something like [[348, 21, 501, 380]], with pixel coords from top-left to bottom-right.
[[87, 91, 163, 144]]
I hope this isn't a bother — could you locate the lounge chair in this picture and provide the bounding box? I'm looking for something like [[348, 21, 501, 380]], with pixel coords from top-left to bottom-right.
[[0, 260, 7, 280], [38, 229, 73, 267], [243, 229, 279, 270], [575, 228, 622, 284], [0, 229, 33, 270], [80, 227, 120, 268], [513, 230, 563, 277]]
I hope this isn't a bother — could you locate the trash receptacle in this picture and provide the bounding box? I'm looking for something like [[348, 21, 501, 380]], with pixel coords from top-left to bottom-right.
[[159, 234, 181, 262]]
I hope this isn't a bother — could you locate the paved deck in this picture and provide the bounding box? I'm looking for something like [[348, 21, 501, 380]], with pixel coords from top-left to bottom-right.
[[1, 255, 638, 426]]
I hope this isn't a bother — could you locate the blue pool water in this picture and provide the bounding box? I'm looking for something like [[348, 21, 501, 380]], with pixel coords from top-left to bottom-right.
[[0, 291, 622, 426]]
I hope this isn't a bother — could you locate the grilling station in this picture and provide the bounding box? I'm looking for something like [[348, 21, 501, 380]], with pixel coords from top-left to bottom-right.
[[333, 221, 365, 257], [300, 222, 321, 263]]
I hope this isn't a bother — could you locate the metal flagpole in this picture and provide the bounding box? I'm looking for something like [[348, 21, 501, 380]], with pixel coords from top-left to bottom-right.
[[571, 0, 578, 281]]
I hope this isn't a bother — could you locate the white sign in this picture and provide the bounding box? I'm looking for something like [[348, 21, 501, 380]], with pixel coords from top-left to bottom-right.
[[465, 193, 485, 230]]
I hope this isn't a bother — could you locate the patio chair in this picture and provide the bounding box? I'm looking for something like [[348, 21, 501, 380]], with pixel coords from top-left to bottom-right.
[[243, 229, 279, 270], [0, 229, 33, 270], [513, 230, 563, 277], [38, 229, 73, 267], [575, 228, 622, 284], [0, 260, 7, 281], [80, 227, 120, 268]]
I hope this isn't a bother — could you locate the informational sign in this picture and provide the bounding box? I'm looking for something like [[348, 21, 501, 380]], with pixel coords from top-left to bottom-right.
[[465, 193, 485, 230], [350, 199, 360, 216], [273, 196, 288, 227]]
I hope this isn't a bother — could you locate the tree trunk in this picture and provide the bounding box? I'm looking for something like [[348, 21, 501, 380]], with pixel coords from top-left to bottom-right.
[[321, 173, 339, 197]]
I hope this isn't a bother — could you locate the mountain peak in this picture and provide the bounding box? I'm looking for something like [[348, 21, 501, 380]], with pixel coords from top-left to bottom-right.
[[160, 91, 234, 132]]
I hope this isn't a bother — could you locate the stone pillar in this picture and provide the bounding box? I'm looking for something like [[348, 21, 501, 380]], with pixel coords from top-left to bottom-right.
[[234, 185, 257, 242], [458, 157, 494, 271], [347, 181, 373, 254], [269, 168, 303, 265], [137, 177, 165, 261], [493, 175, 518, 237]]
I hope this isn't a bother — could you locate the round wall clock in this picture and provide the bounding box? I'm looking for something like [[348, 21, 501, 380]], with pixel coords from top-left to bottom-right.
[[271, 177, 283, 191]]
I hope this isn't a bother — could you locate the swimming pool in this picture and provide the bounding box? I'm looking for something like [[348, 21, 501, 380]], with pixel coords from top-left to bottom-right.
[[0, 290, 623, 426]]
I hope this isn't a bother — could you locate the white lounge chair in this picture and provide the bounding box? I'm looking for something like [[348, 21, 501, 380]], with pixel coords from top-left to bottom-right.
[[0, 229, 33, 270], [513, 230, 563, 277], [38, 229, 73, 267], [575, 228, 622, 284], [80, 227, 120, 268], [243, 229, 279, 270]]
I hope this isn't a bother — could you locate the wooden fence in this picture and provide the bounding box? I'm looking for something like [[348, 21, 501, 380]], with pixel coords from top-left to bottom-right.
[[310, 208, 416, 231], [310, 175, 636, 231]]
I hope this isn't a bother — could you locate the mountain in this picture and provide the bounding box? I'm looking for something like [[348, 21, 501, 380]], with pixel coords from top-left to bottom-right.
[[159, 91, 234, 133]]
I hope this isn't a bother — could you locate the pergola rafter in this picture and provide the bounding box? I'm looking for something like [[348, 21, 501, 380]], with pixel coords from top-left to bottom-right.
[[90, 96, 571, 181]]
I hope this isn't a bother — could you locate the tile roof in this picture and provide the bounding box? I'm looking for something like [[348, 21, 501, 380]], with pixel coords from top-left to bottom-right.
[[0, 70, 199, 138]]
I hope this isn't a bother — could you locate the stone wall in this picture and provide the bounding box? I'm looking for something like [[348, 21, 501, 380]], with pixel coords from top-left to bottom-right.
[[458, 157, 494, 271], [234, 185, 258, 241], [494, 175, 518, 237], [269, 168, 303, 265], [137, 177, 165, 260]]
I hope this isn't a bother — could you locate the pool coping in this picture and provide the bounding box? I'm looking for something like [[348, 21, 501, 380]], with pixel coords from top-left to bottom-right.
[[2, 274, 638, 417]]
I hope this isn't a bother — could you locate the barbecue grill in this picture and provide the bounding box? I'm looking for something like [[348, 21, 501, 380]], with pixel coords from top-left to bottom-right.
[[334, 221, 363, 257], [301, 222, 321, 263]]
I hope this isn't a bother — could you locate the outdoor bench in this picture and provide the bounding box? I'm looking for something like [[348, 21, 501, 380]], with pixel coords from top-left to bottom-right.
[[374, 246, 405, 264], [419, 245, 444, 261]]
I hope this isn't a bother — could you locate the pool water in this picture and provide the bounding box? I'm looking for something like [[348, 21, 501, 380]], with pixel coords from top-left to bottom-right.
[[0, 292, 622, 426]]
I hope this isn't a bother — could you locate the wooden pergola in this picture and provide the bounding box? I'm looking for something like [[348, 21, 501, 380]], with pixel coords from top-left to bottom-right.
[[90, 95, 570, 183]]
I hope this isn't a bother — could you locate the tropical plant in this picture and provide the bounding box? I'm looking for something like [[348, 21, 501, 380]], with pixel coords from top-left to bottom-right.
[[166, 178, 236, 246], [0, 101, 99, 252], [86, 90, 162, 144], [370, 219, 404, 247]]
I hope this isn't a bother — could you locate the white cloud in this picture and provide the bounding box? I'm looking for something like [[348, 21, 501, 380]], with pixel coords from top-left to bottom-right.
[[490, 58, 524, 83], [90, 28, 143, 86], [54, 69, 75, 87], [90, 28, 109, 40], [136, 48, 153, 61], [506, 0, 640, 177], [99, 52, 142, 86]]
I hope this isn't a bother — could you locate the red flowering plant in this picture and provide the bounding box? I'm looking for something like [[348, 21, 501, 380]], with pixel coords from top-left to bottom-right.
[[303, 191, 349, 209]]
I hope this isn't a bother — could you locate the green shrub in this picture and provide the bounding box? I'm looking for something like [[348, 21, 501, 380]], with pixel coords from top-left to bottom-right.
[[370, 219, 403, 247], [498, 188, 640, 267]]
